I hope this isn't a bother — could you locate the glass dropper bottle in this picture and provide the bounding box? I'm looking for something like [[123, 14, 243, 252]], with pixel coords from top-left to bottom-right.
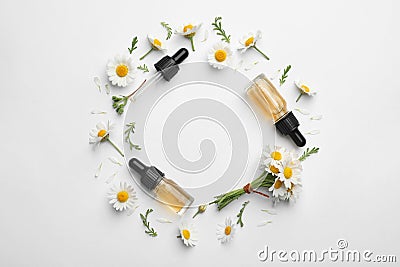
[[247, 73, 306, 147]]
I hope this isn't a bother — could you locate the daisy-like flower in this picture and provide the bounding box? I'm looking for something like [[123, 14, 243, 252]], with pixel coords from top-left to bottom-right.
[[216, 217, 236, 244], [175, 23, 202, 51], [208, 42, 233, 69], [269, 177, 287, 199], [286, 182, 302, 203], [106, 55, 136, 87], [238, 31, 269, 60], [89, 121, 124, 157], [107, 182, 137, 211], [139, 35, 167, 60], [263, 145, 287, 170], [294, 80, 317, 102], [178, 221, 199, 247], [277, 156, 302, 189]]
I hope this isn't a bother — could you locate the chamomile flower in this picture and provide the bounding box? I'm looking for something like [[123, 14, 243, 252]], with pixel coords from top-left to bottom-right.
[[89, 121, 124, 157], [286, 183, 302, 203], [269, 178, 287, 199], [216, 217, 236, 244], [238, 30, 269, 60], [178, 221, 199, 247], [208, 42, 233, 69], [294, 80, 317, 102], [263, 145, 287, 170], [107, 55, 136, 88], [139, 35, 166, 60], [277, 156, 302, 189], [175, 23, 202, 51], [107, 182, 137, 211]]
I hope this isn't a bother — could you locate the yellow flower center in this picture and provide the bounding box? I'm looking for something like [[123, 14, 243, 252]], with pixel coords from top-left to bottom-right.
[[97, 129, 107, 137], [284, 167, 293, 179], [269, 165, 279, 174], [116, 64, 128, 77], [183, 24, 193, 33], [301, 85, 310, 93], [182, 229, 191, 240], [214, 49, 227, 62], [274, 179, 283, 189], [271, 151, 282, 161], [225, 226, 232, 235], [245, 36, 254, 47], [153, 39, 162, 47], [117, 191, 129, 203]]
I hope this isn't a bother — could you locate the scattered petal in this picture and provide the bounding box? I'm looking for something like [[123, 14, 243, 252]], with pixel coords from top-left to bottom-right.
[[294, 108, 310, 115], [94, 77, 101, 92], [257, 221, 272, 227], [260, 209, 278, 215], [105, 172, 118, 184], [270, 69, 281, 80], [105, 84, 110, 95], [244, 61, 259, 71], [305, 130, 320, 135], [91, 109, 107, 115], [234, 59, 243, 71], [310, 115, 323, 120], [156, 218, 173, 223], [108, 157, 123, 166], [127, 204, 139, 216], [201, 29, 209, 42], [94, 162, 103, 178]]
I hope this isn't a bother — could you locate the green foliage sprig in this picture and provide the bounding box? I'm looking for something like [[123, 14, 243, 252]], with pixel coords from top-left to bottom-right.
[[140, 209, 157, 237], [212, 17, 231, 43], [128, 36, 138, 54], [161, 22, 173, 40], [279, 65, 291, 86], [124, 122, 141, 151], [111, 79, 146, 114], [236, 201, 249, 227], [299, 147, 319, 161], [137, 64, 149, 73]]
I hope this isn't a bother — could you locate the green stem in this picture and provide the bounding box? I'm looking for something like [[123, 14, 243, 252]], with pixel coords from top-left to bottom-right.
[[107, 138, 124, 157], [189, 36, 195, 52], [140, 47, 154, 60], [296, 93, 304, 102], [253, 45, 270, 60]]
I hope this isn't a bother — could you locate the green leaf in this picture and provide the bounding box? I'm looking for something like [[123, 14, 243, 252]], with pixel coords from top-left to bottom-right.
[[124, 122, 141, 151], [279, 65, 291, 86], [160, 22, 173, 40], [236, 201, 250, 227], [140, 209, 158, 237], [299, 147, 320, 161], [211, 17, 231, 43], [137, 64, 149, 73], [128, 36, 138, 54]]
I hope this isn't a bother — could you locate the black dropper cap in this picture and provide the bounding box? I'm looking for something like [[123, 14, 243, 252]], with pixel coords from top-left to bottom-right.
[[154, 48, 189, 81], [275, 111, 306, 147], [128, 158, 164, 191]]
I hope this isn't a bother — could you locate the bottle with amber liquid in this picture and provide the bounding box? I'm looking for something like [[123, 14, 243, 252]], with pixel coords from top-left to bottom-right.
[[129, 158, 194, 215], [247, 73, 306, 147]]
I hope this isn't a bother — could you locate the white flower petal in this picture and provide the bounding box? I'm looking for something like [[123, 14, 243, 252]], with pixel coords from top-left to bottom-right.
[[105, 84, 110, 95], [294, 108, 311, 115], [108, 157, 123, 166], [93, 76, 101, 92], [257, 221, 272, 227], [305, 130, 320, 135], [310, 114, 323, 120], [91, 109, 107, 115], [201, 29, 209, 42], [244, 61, 259, 71], [126, 205, 139, 216], [94, 162, 103, 178], [156, 218, 173, 223], [105, 172, 118, 184]]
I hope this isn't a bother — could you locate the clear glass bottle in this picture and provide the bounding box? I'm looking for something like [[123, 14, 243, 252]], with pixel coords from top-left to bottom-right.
[[129, 158, 194, 215], [247, 73, 306, 147]]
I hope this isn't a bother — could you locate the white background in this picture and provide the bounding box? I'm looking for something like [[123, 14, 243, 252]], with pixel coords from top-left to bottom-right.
[[0, 0, 399, 266]]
